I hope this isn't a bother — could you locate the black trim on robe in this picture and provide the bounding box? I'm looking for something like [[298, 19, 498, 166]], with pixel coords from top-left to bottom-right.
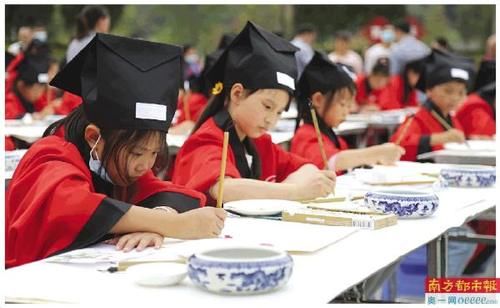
[[423, 99, 454, 129], [52, 196, 132, 256], [418, 135, 432, 157], [213, 109, 262, 179], [138, 192, 201, 213], [364, 77, 372, 97], [49, 172, 132, 256]]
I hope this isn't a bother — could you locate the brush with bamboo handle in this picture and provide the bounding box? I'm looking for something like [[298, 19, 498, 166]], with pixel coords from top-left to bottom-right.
[[308, 100, 329, 170], [394, 115, 414, 145], [216, 131, 230, 208], [430, 109, 469, 148]]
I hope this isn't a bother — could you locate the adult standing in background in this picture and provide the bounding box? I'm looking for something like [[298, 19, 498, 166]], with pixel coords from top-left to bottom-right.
[[7, 26, 33, 56], [389, 20, 430, 75], [364, 25, 395, 75], [290, 23, 317, 78], [328, 30, 363, 75], [65, 5, 110, 63]]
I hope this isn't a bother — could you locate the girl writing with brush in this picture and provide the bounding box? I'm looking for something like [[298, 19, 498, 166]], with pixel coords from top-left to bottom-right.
[[172, 21, 336, 205], [291, 51, 405, 173]]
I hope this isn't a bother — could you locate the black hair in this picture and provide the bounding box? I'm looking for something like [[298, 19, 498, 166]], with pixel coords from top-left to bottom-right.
[[402, 58, 424, 104], [295, 83, 356, 131], [182, 44, 194, 55], [191, 85, 259, 134], [76, 5, 109, 40], [43, 105, 168, 200], [335, 30, 352, 41], [371, 57, 390, 76], [295, 23, 317, 36], [394, 20, 410, 34], [434, 36, 451, 51]]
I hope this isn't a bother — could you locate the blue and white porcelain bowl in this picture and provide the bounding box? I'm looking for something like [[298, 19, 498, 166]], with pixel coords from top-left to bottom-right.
[[364, 189, 439, 218], [187, 246, 293, 294], [440, 165, 496, 188]]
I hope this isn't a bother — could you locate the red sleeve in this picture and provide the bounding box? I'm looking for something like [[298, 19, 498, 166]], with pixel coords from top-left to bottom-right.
[[390, 116, 426, 161], [290, 125, 343, 170], [132, 170, 206, 207], [54, 91, 82, 115], [378, 76, 401, 110], [175, 93, 208, 125], [272, 141, 311, 182], [5, 92, 26, 119], [172, 130, 241, 195], [6, 147, 109, 267], [467, 108, 495, 136], [355, 75, 368, 105], [5, 53, 24, 92], [456, 96, 496, 137], [5, 136, 16, 151]]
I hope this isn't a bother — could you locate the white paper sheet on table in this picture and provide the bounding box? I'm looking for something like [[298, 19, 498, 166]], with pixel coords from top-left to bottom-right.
[[444, 140, 496, 151], [4, 126, 47, 143], [45, 243, 160, 264], [219, 217, 358, 253]]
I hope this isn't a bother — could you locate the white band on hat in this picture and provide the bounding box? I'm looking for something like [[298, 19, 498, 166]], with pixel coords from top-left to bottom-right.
[[276, 72, 295, 90], [37, 73, 49, 83], [450, 68, 469, 80], [341, 65, 357, 81], [135, 102, 167, 121]]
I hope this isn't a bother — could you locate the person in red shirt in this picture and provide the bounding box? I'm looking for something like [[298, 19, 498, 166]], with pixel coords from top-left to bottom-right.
[[455, 60, 495, 139], [5, 53, 51, 120], [355, 57, 391, 112], [379, 58, 424, 110], [6, 33, 226, 268], [172, 21, 336, 205], [390, 49, 475, 161], [291, 51, 404, 173]]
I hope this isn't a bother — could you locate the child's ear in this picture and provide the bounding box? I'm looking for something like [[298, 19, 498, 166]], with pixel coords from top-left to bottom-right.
[[311, 91, 324, 110], [84, 124, 101, 148], [230, 83, 245, 105]]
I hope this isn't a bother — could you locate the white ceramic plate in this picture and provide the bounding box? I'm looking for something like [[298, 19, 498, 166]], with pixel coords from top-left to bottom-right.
[[223, 199, 303, 216], [126, 262, 187, 287]]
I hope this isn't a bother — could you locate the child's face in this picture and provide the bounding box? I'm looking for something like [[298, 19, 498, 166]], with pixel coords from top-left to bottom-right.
[[407, 70, 420, 88], [319, 88, 354, 128], [368, 74, 389, 90], [20, 82, 46, 103], [231, 88, 289, 139], [101, 135, 161, 186], [426, 81, 467, 115]]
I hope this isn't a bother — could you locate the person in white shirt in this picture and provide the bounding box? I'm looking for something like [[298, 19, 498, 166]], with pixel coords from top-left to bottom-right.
[[7, 26, 33, 56], [290, 23, 317, 78], [328, 30, 363, 75], [65, 5, 110, 63], [389, 20, 430, 75], [364, 25, 395, 74]]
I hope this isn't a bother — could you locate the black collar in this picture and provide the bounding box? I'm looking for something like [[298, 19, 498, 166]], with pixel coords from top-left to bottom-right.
[[213, 109, 261, 179], [91, 171, 114, 196], [303, 113, 341, 149], [423, 99, 454, 129]]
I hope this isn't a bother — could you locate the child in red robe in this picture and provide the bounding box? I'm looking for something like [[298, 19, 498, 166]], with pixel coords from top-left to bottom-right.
[[6, 33, 226, 268], [172, 22, 336, 205]]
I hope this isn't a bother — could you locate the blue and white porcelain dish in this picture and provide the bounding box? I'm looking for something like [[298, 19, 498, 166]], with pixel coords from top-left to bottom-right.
[[364, 189, 439, 218], [187, 246, 293, 294], [440, 165, 496, 188]]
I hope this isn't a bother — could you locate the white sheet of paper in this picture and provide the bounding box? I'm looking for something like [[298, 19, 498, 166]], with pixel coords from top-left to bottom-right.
[[219, 217, 358, 253]]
